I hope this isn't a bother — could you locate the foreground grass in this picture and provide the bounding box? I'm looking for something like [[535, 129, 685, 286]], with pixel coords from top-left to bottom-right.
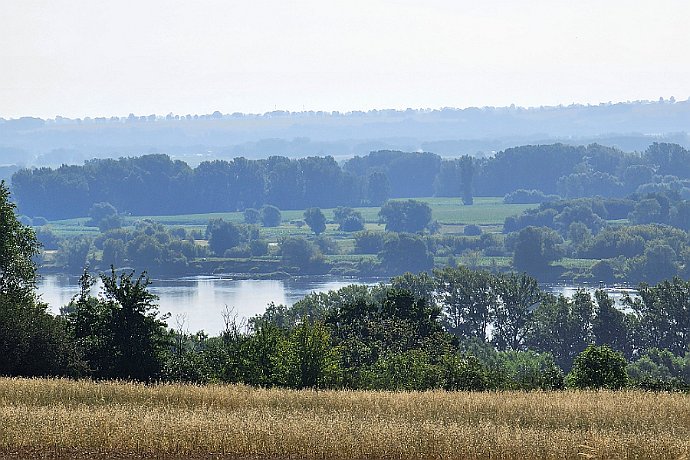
[[1, 378, 689, 459]]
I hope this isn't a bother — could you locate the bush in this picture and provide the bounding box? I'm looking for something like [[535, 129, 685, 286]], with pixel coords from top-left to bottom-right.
[[496, 351, 564, 390], [354, 231, 385, 254], [627, 348, 690, 388], [334, 207, 365, 232], [224, 245, 251, 258], [362, 350, 444, 391], [280, 237, 323, 269], [566, 345, 628, 389], [250, 239, 269, 256], [504, 189, 559, 204], [463, 224, 482, 236], [443, 354, 489, 391], [340, 215, 365, 232]]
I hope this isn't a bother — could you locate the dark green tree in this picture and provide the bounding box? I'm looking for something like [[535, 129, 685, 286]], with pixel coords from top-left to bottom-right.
[[435, 266, 495, 341], [366, 171, 390, 206], [333, 207, 365, 232], [592, 290, 630, 357], [379, 199, 432, 233], [624, 278, 690, 355], [566, 345, 628, 389], [280, 236, 324, 270], [512, 226, 564, 274], [206, 218, 241, 256], [57, 235, 93, 273], [69, 268, 170, 380], [303, 207, 326, 235], [0, 181, 76, 377], [378, 233, 434, 274], [353, 231, 385, 254], [492, 272, 541, 351], [0, 182, 40, 297], [459, 155, 474, 205], [101, 238, 127, 267], [260, 205, 282, 227], [86, 202, 118, 227], [279, 321, 341, 389], [526, 291, 594, 370]]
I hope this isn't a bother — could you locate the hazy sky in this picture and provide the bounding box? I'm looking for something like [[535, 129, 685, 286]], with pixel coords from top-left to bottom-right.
[[2, 0, 689, 118]]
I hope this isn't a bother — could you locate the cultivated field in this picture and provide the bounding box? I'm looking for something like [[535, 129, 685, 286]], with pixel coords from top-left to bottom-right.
[[1, 377, 689, 459]]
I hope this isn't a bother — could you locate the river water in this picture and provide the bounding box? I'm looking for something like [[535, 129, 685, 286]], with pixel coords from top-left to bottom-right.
[[37, 274, 636, 335], [37, 274, 377, 334]]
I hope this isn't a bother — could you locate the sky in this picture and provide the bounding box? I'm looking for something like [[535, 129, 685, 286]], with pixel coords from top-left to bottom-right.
[[1, 0, 689, 118]]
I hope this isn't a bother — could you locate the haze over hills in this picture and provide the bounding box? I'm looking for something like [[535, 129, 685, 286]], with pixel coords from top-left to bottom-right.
[[0, 99, 689, 170]]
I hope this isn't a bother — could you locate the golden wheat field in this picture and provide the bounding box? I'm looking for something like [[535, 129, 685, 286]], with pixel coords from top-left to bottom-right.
[[0, 378, 689, 459]]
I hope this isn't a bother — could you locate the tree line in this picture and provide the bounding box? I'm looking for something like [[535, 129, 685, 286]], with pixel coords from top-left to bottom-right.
[[14, 142, 690, 220]]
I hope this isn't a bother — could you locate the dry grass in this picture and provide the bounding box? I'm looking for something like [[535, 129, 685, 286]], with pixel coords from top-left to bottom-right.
[[1, 377, 689, 459]]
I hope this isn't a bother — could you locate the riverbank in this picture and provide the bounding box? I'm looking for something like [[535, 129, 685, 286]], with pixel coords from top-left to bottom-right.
[[1, 377, 688, 459]]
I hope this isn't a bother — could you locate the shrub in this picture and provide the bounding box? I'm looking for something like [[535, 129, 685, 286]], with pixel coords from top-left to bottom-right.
[[463, 224, 482, 236], [566, 345, 628, 389], [250, 239, 269, 256], [334, 207, 365, 232], [443, 354, 488, 391], [340, 215, 365, 232], [504, 189, 559, 204], [224, 245, 251, 258], [354, 231, 385, 254]]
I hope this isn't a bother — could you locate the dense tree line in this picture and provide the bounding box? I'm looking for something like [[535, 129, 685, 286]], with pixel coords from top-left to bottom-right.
[[12, 142, 690, 223], [11, 150, 473, 219]]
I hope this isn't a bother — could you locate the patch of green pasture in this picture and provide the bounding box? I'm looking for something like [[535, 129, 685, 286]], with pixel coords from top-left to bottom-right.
[[556, 258, 597, 270], [325, 254, 377, 263], [43, 197, 534, 239], [406, 197, 536, 225]]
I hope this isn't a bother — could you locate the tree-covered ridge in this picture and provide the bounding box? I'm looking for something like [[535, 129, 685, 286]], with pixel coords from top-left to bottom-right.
[[1, 99, 689, 167]]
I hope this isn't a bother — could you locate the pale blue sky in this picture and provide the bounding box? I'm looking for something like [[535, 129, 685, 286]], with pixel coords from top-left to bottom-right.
[[1, 0, 689, 118]]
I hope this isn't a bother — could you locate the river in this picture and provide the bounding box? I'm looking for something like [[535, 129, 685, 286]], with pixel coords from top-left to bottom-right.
[[37, 274, 379, 334], [37, 274, 636, 335]]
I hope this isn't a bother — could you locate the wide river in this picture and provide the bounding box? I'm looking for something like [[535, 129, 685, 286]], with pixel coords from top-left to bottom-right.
[[37, 274, 379, 334], [37, 274, 636, 335]]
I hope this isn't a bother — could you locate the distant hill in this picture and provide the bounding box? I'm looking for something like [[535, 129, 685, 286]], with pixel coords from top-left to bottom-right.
[[0, 99, 688, 166]]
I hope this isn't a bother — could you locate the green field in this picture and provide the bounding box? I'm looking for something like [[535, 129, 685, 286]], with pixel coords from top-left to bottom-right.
[[47, 197, 537, 239]]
